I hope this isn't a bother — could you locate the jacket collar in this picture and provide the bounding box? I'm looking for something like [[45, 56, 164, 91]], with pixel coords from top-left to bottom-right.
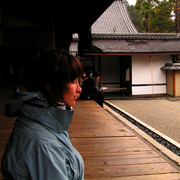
[[20, 101, 74, 132], [5, 90, 74, 132]]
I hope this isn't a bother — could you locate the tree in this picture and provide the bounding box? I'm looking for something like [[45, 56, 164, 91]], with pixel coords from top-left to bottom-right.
[[127, 5, 144, 32], [135, 0, 159, 32], [149, 1, 175, 32], [126, 0, 178, 33], [172, 0, 180, 33]]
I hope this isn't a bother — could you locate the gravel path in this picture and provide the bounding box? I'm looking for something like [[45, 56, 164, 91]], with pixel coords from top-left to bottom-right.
[[108, 99, 180, 144]]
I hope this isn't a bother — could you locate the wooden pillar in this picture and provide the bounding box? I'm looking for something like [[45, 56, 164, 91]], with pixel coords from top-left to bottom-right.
[[1, 10, 9, 48], [150, 55, 154, 96], [98, 55, 102, 74], [129, 55, 132, 96], [92, 56, 95, 73], [47, 9, 55, 49], [173, 70, 175, 96]]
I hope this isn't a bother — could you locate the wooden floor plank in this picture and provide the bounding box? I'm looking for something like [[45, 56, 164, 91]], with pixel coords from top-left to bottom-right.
[[85, 163, 178, 179], [85, 173, 180, 180], [0, 130, 12, 140], [69, 100, 180, 179], [83, 155, 166, 167], [69, 124, 135, 137]]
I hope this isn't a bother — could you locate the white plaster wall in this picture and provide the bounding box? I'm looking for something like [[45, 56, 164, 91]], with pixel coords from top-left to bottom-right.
[[132, 85, 167, 95], [132, 55, 171, 95]]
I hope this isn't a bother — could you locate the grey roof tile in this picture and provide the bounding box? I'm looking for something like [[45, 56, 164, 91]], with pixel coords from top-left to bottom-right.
[[91, 0, 138, 34]]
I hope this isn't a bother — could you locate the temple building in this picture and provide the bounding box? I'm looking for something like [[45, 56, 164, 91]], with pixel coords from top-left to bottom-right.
[[0, 1, 113, 83], [70, 0, 180, 97]]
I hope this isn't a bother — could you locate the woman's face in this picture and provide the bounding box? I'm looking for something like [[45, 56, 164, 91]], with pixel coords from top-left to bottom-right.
[[63, 78, 81, 107]]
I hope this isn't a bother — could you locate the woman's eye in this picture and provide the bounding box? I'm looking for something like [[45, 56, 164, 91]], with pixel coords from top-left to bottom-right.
[[73, 79, 78, 84]]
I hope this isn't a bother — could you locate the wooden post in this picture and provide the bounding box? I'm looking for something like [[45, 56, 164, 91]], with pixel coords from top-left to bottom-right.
[[52, 12, 55, 48], [173, 70, 176, 96], [2, 10, 9, 48], [48, 8, 55, 49], [150, 55, 154, 97], [98, 55, 102, 74]]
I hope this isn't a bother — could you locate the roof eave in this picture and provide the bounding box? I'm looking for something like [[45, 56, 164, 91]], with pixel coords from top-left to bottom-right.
[[92, 33, 180, 40]]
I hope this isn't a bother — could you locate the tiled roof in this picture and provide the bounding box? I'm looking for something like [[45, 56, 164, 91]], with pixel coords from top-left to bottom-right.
[[92, 39, 180, 54], [161, 63, 180, 70], [69, 0, 180, 54], [92, 33, 180, 40], [90, 33, 180, 53], [91, 0, 138, 34], [70, 33, 180, 54]]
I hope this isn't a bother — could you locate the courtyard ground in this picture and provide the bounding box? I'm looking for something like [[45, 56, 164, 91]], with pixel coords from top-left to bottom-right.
[[108, 98, 180, 144]]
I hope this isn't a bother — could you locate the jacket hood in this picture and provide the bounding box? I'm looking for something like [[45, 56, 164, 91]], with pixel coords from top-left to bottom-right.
[[5, 88, 73, 132], [5, 89, 43, 117]]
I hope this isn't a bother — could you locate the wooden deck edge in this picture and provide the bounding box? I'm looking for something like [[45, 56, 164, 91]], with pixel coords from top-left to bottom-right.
[[104, 101, 180, 170]]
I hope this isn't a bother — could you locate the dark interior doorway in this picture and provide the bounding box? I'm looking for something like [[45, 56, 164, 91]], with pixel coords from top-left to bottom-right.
[[119, 56, 132, 96]]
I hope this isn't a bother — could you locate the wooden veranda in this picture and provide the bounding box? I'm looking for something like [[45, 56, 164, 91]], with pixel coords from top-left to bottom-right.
[[0, 85, 180, 179]]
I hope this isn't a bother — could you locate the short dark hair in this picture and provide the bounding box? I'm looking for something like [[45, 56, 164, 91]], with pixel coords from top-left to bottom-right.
[[93, 71, 100, 78], [24, 49, 83, 106]]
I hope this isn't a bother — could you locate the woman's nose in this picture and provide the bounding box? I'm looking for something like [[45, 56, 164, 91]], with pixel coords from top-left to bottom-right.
[[77, 82, 82, 93]]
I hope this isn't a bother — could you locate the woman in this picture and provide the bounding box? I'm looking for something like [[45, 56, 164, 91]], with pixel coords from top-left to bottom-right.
[[1, 49, 84, 179]]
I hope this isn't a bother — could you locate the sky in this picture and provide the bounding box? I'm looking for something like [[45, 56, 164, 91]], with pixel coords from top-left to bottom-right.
[[127, 0, 136, 5], [127, 0, 163, 6]]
